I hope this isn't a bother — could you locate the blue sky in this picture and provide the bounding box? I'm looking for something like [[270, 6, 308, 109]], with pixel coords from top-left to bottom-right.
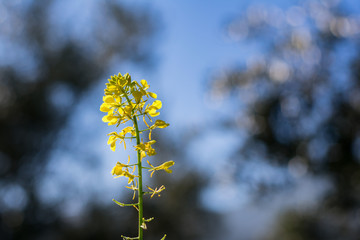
[[39, 0, 260, 215], [39, 0, 358, 204], [123, 0, 254, 129], [123, 0, 360, 129]]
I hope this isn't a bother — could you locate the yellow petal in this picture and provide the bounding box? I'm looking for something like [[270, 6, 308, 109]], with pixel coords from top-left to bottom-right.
[[102, 114, 114, 123], [148, 109, 160, 117], [111, 163, 123, 175], [148, 92, 157, 99], [102, 115, 109, 122], [100, 103, 111, 112], [110, 141, 116, 151], [152, 100, 162, 109], [107, 135, 117, 145], [141, 79, 150, 89], [108, 117, 118, 126], [154, 119, 169, 128], [103, 95, 115, 103], [102, 110, 115, 123]]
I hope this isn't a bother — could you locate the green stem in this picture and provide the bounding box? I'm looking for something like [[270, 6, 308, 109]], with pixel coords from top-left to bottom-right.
[[133, 115, 144, 240], [123, 91, 144, 240]]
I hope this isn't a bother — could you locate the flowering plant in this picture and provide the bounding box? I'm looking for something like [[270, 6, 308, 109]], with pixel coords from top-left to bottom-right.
[[100, 73, 173, 240]]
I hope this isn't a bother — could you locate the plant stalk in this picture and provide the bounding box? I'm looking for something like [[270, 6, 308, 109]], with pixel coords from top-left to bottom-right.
[[133, 115, 143, 240]]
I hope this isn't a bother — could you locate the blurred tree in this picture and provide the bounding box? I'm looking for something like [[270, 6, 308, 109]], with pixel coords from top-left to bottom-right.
[[0, 1, 156, 239], [209, 0, 360, 239], [0, 1, 220, 240]]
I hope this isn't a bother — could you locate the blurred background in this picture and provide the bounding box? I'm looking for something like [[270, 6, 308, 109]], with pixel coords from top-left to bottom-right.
[[0, 0, 360, 239]]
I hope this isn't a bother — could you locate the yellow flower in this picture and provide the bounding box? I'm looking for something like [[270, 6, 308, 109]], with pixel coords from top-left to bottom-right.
[[100, 103, 111, 112], [107, 127, 134, 151], [148, 120, 169, 140], [147, 185, 166, 198], [107, 134, 118, 151], [101, 72, 173, 237], [148, 160, 175, 177], [150, 120, 170, 129], [135, 140, 157, 157], [111, 161, 126, 175], [111, 161, 136, 184], [102, 110, 118, 126], [103, 95, 115, 103], [119, 126, 135, 137], [140, 79, 150, 90], [146, 100, 162, 117], [139, 79, 157, 99]]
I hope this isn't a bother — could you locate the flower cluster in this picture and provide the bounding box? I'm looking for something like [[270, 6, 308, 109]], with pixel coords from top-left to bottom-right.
[[100, 72, 172, 240]]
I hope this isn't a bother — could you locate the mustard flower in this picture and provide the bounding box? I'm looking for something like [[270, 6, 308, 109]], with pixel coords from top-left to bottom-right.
[[147, 160, 175, 177], [111, 161, 136, 184], [135, 140, 157, 157], [101, 72, 172, 240], [147, 185, 166, 198]]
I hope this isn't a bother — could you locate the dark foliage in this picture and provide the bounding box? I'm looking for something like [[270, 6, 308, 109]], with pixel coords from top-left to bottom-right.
[[210, 1, 360, 239], [0, 1, 155, 239], [0, 2, 220, 240]]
